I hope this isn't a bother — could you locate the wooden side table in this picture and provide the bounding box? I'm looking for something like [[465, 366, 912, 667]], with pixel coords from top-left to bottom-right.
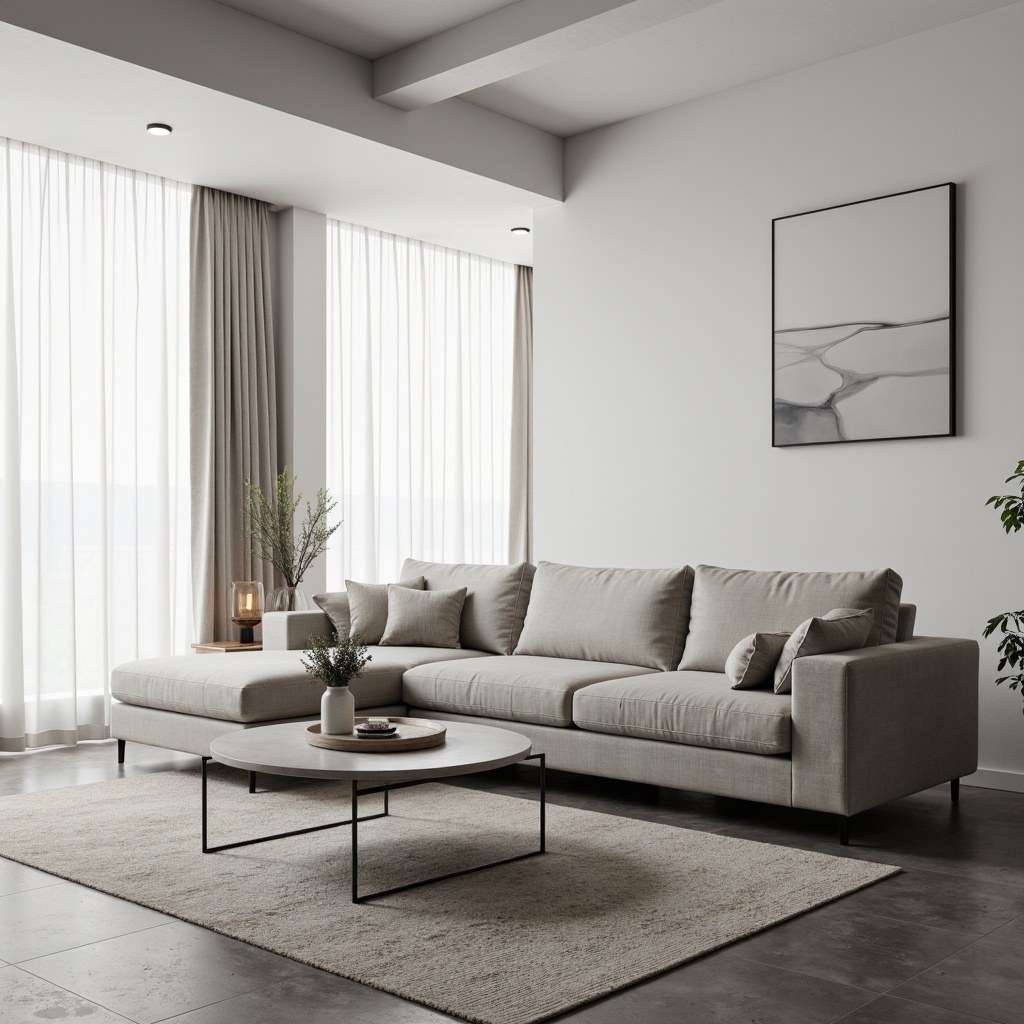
[[191, 641, 263, 654]]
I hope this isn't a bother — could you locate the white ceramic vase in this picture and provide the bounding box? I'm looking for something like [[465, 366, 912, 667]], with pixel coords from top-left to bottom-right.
[[321, 685, 354, 735]]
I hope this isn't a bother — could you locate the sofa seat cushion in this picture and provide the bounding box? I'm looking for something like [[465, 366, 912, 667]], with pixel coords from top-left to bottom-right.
[[402, 655, 658, 727], [572, 672, 792, 755], [112, 648, 490, 723]]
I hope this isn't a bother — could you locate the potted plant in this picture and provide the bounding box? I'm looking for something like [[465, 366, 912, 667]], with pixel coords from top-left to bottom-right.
[[245, 469, 340, 611], [302, 631, 371, 735], [983, 460, 1024, 713]]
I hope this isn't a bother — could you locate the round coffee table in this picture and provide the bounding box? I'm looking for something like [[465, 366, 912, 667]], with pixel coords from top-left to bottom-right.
[[204, 719, 545, 903]]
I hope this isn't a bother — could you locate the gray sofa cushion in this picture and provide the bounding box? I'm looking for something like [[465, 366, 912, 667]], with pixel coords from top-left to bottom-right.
[[401, 559, 536, 655], [403, 655, 657, 727], [680, 565, 904, 672], [773, 608, 874, 694], [379, 585, 467, 648], [112, 648, 490, 723], [312, 591, 351, 638], [726, 631, 791, 689], [572, 672, 792, 756], [346, 576, 425, 644], [514, 562, 694, 671]]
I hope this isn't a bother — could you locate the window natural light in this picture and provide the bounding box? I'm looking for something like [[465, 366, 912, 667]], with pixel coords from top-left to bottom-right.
[[325, 220, 516, 586], [0, 138, 192, 750]]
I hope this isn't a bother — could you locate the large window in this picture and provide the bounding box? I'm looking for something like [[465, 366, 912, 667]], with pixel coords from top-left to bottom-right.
[[326, 221, 516, 585], [0, 139, 192, 750]]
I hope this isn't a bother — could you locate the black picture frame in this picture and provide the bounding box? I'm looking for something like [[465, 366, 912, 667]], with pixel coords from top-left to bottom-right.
[[772, 182, 956, 447]]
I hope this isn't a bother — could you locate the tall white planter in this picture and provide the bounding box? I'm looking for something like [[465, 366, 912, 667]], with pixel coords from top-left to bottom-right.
[[321, 686, 354, 735]]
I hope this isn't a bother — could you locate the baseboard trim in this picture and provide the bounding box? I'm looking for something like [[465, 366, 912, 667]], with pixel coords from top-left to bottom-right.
[[963, 768, 1024, 794]]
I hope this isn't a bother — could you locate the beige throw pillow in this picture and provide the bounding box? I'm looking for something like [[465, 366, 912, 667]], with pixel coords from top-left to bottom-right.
[[773, 608, 875, 694], [312, 591, 351, 638], [726, 632, 791, 690], [379, 585, 468, 649], [345, 577, 425, 644]]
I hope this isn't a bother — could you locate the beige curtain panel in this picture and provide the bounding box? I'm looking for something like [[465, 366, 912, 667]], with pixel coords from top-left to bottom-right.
[[509, 265, 534, 564], [190, 186, 278, 643]]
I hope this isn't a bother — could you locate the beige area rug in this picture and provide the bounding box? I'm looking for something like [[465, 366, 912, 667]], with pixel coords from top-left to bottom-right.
[[0, 768, 898, 1024]]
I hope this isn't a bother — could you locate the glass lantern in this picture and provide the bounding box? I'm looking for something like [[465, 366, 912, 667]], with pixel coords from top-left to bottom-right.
[[230, 581, 264, 644]]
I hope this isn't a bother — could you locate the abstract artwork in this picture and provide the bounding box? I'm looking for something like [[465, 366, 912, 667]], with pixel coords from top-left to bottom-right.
[[772, 183, 955, 446]]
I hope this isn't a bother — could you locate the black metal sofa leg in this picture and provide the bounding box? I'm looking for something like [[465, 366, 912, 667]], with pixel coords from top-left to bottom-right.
[[951, 778, 960, 802], [837, 815, 850, 846], [117, 739, 126, 765], [249, 771, 257, 794]]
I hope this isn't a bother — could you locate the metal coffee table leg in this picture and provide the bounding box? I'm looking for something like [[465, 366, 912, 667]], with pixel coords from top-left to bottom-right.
[[350, 752, 546, 903], [200, 756, 388, 854]]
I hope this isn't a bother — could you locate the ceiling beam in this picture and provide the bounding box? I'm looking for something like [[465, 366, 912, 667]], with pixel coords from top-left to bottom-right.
[[373, 0, 723, 110], [0, 0, 563, 201]]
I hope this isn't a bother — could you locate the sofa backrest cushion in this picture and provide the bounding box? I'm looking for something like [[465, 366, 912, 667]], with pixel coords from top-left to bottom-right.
[[896, 603, 917, 642], [400, 559, 536, 655], [513, 561, 694, 671], [679, 565, 903, 672]]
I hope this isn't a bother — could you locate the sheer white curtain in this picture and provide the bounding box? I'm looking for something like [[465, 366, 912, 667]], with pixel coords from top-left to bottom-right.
[[0, 138, 192, 751], [326, 220, 516, 586]]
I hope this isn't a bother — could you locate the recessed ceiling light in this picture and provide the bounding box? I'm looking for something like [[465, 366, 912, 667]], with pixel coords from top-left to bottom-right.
[[146, 123, 173, 136], [511, 226, 530, 235]]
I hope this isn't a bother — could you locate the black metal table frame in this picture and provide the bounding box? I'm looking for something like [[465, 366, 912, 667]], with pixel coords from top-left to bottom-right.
[[200, 752, 545, 903]]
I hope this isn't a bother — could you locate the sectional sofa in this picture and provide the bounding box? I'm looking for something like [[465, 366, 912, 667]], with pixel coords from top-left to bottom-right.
[[110, 559, 979, 843]]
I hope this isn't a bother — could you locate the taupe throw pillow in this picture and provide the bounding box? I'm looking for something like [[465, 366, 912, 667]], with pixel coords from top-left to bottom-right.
[[345, 577, 425, 645], [379, 585, 468, 649], [312, 592, 351, 638], [773, 608, 875, 694], [726, 632, 791, 690]]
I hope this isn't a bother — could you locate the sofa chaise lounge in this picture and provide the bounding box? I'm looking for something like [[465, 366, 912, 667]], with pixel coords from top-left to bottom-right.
[[111, 559, 979, 844]]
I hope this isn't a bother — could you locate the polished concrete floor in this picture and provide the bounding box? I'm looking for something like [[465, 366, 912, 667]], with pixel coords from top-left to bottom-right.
[[2, 740, 1024, 1024]]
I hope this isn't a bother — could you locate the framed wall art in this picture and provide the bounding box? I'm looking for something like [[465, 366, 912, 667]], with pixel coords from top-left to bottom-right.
[[772, 182, 956, 447]]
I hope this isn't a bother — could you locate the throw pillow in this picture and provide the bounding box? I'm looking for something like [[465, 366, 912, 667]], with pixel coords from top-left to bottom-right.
[[312, 592, 351, 638], [726, 631, 791, 690], [379, 585, 468, 649], [773, 608, 875, 694], [345, 576, 425, 645]]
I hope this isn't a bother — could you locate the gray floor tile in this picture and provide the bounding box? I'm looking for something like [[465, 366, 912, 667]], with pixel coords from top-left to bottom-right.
[[993, 800, 1024, 825], [0, 964, 134, 1024], [888, 817, 1024, 886], [0, 857, 64, 897], [3, 741, 1024, 1024], [830, 865, 1024, 936], [727, 901, 975, 991], [555, 951, 875, 1024], [160, 970, 457, 1023], [19, 920, 316, 1024], [888, 784, 1024, 822], [891, 914, 1024, 1023], [835, 993, 1001, 1023], [0, 880, 172, 962]]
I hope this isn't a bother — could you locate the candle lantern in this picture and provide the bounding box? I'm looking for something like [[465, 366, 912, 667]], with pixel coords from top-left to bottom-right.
[[230, 581, 264, 644]]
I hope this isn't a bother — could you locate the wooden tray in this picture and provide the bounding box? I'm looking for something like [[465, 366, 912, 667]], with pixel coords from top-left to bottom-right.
[[306, 717, 447, 753]]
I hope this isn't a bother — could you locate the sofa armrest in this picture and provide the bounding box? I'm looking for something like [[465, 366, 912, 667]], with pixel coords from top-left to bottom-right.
[[262, 610, 332, 651], [790, 637, 979, 816]]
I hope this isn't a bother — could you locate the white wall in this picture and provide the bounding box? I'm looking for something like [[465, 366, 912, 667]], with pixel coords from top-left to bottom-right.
[[533, 3, 1024, 785]]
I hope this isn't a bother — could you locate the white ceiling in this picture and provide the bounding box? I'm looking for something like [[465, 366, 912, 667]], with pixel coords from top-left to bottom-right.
[[215, 0, 517, 58], [217, 0, 1017, 136], [0, 0, 1017, 263]]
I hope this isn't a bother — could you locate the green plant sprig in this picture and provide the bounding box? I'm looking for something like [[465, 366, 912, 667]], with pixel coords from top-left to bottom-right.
[[985, 460, 1024, 534], [984, 461, 1024, 713], [301, 632, 371, 688], [245, 469, 341, 586]]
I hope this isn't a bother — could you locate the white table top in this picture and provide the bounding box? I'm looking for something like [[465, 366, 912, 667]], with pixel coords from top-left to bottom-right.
[[210, 719, 533, 783]]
